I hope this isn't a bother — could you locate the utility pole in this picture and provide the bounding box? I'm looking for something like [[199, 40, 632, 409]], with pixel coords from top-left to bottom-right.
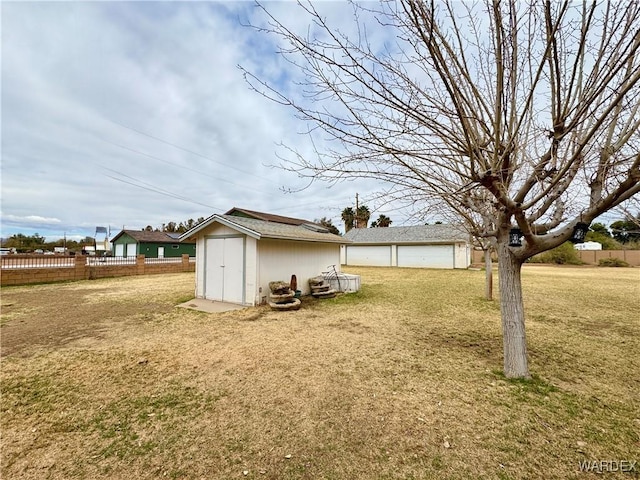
[[355, 193, 359, 228]]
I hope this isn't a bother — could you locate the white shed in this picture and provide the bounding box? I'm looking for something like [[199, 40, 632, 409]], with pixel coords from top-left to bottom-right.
[[573, 241, 603, 251], [341, 224, 471, 269], [180, 213, 345, 306]]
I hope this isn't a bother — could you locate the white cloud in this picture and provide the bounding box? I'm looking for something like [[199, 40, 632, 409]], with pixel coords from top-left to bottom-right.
[[1, 214, 62, 226], [1, 1, 412, 241]]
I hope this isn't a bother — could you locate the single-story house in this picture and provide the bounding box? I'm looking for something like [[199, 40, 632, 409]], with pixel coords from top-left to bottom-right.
[[111, 230, 196, 258], [341, 224, 471, 269], [179, 210, 346, 306]]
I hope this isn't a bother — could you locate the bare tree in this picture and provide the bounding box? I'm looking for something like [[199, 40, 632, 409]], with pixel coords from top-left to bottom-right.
[[243, 0, 640, 378]]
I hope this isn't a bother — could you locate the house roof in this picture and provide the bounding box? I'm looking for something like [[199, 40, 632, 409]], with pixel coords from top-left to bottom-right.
[[111, 229, 194, 244], [224, 207, 323, 227], [343, 224, 469, 244], [180, 214, 346, 244]]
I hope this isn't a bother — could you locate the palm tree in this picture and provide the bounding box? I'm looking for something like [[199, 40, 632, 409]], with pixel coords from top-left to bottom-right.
[[371, 214, 392, 228], [356, 205, 370, 229], [341, 207, 355, 232]]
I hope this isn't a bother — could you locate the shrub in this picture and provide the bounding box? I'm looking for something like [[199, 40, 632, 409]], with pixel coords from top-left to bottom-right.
[[530, 242, 583, 265], [585, 231, 623, 250], [598, 257, 629, 267]]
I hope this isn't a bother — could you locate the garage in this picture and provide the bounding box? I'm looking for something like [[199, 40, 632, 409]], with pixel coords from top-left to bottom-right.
[[397, 244, 453, 268], [180, 210, 346, 306], [342, 224, 470, 269], [345, 245, 392, 266]]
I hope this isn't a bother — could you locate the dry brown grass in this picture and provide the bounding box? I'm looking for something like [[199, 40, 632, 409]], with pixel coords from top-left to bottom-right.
[[1, 267, 638, 479]]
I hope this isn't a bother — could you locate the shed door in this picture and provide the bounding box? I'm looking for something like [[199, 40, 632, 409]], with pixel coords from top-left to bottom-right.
[[115, 244, 124, 257], [397, 245, 453, 268], [126, 243, 137, 257], [205, 237, 244, 304], [346, 245, 391, 266], [158, 246, 165, 258]]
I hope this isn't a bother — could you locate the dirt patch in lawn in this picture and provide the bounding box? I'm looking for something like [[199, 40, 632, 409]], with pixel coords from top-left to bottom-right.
[[0, 273, 194, 357]]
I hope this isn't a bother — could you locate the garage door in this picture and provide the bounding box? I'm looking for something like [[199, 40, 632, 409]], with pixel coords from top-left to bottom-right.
[[204, 237, 244, 304], [346, 245, 392, 266], [397, 245, 454, 268], [126, 243, 137, 257]]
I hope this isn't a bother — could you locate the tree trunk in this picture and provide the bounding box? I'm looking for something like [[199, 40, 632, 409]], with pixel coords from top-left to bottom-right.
[[484, 248, 493, 301], [496, 242, 530, 378]]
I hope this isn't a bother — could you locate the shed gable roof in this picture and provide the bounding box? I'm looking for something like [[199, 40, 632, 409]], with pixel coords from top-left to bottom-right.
[[181, 214, 345, 244], [343, 225, 469, 244]]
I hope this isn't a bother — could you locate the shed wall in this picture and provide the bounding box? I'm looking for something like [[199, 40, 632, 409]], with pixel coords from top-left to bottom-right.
[[257, 239, 341, 303], [244, 237, 258, 304]]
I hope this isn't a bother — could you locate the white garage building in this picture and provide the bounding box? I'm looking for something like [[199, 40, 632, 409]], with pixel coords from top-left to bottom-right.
[[180, 212, 345, 306], [341, 224, 471, 269]]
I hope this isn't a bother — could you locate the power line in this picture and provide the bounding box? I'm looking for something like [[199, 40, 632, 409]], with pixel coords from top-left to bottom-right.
[[100, 137, 284, 198], [103, 128, 357, 215], [109, 120, 268, 181], [106, 119, 380, 222], [103, 169, 225, 212]]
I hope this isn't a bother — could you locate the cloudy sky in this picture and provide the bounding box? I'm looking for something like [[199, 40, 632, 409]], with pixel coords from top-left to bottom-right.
[[1, 1, 406, 242]]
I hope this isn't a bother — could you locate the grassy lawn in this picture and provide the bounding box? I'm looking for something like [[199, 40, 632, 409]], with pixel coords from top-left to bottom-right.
[[1, 266, 638, 479]]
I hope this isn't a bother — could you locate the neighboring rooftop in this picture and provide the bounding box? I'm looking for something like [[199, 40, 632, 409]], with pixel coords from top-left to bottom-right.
[[111, 230, 195, 243], [343, 224, 469, 244], [224, 207, 323, 227]]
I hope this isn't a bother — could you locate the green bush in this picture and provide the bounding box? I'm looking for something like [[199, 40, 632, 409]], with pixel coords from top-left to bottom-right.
[[585, 231, 623, 250], [530, 242, 583, 265], [598, 257, 629, 267]]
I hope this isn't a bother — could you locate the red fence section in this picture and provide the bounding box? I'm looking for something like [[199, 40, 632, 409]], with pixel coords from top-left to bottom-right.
[[576, 250, 640, 266], [1, 254, 195, 286]]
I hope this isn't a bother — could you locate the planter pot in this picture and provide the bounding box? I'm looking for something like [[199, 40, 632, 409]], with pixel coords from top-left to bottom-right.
[[311, 283, 331, 293], [268, 297, 301, 311], [311, 289, 337, 299], [269, 292, 294, 303]]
